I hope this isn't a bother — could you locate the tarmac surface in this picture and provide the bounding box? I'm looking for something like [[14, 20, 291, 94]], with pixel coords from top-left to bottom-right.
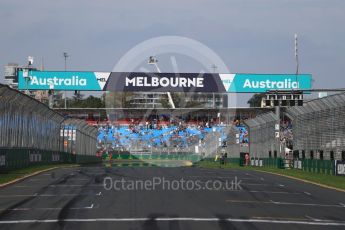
[[0, 164, 344, 230]]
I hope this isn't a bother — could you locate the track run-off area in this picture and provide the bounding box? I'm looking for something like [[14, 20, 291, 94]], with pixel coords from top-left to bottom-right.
[[0, 164, 344, 230]]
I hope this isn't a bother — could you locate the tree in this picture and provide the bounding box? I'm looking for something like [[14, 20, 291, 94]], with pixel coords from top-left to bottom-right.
[[247, 93, 265, 107], [158, 98, 171, 108], [104, 92, 133, 108], [67, 95, 105, 108], [72, 91, 84, 101], [82, 95, 105, 108]]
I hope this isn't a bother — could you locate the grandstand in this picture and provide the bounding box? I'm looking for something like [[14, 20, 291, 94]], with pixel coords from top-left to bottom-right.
[[96, 121, 228, 154], [55, 107, 262, 158], [88, 92, 345, 165], [53, 91, 345, 160]]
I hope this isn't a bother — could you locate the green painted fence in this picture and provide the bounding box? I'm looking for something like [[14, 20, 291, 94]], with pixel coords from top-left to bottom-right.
[[0, 148, 101, 172], [261, 158, 285, 168], [225, 157, 335, 175], [299, 159, 334, 175]]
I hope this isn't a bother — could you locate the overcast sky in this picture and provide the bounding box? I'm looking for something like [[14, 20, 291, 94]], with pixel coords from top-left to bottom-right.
[[1, 0, 345, 105]]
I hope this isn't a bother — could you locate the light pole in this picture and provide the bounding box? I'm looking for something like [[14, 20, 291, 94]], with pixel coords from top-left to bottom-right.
[[212, 64, 217, 109], [294, 34, 299, 76], [148, 56, 175, 109], [63, 52, 69, 109], [211, 64, 217, 73], [24, 56, 34, 95], [294, 34, 299, 92]]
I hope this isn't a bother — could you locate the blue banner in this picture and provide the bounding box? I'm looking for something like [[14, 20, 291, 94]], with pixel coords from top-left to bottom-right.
[[18, 71, 312, 93], [220, 74, 312, 93], [18, 71, 109, 91]]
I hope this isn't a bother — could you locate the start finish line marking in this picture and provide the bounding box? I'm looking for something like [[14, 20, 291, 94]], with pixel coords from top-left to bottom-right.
[[0, 217, 344, 226], [0, 192, 102, 198], [0, 203, 95, 211]]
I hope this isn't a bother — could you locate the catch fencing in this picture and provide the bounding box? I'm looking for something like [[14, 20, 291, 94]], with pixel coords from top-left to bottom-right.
[[286, 93, 345, 160], [244, 112, 280, 158], [0, 84, 99, 171], [238, 92, 345, 174]]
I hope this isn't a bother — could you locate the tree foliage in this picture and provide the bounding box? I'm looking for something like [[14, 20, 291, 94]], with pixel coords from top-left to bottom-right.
[[247, 93, 265, 107], [67, 95, 105, 108]]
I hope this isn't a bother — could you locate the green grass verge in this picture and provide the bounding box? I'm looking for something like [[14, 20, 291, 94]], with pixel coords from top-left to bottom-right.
[[193, 160, 345, 191], [193, 160, 243, 170], [0, 164, 78, 185]]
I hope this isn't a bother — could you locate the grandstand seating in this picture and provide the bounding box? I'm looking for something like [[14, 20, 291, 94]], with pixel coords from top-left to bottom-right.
[[97, 123, 228, 153], [236, 125, 249, 144]]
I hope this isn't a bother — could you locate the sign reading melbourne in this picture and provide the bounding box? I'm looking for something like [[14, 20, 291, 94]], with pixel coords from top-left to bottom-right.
[[18, 71, 312, 93], [106, 72, 222, 92]]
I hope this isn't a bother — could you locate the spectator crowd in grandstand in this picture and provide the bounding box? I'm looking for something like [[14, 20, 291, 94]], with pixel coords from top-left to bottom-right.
[[96, 117, 250, 155], [97, 119, 228, 153], [233, 118, 249, 144]]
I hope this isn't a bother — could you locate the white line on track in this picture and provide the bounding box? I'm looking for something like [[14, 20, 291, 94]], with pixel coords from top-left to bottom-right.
[[305, 215, 335, 222], [14, 184, 103, 188], [242, 183, 287, 187], [224, 190, 301, 194], [247, 190, 301, 195], [0, 192, 102, 198], [269, 200, 344, 208], [304, 191, 311, 196], [225, 199, 345, 208], [241, 183, 271, 186], [28, 178, 89, 181], [200, 171, 239, 174], [0, 217, 344, 226], [188, 176, 253, 180], [0, 203, 95, 211]]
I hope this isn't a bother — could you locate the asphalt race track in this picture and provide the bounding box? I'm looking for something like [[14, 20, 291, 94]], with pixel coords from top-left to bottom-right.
[[0, 165, 344, 230]]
